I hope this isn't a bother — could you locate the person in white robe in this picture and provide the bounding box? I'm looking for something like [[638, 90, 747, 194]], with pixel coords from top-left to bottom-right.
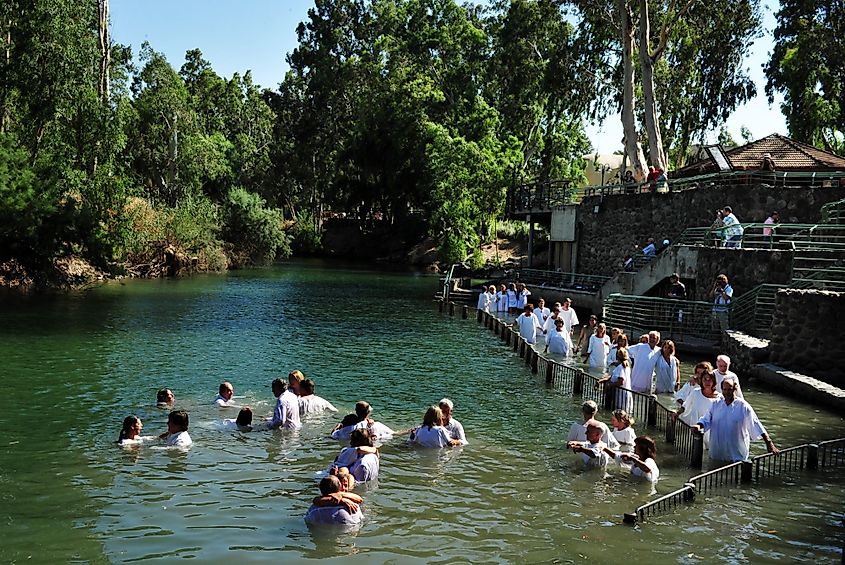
[[695, 376, 778, 462], [558, 298, 579, 351], [566, 400, 620, 450], [439, 398, 468, 445], [408, 405, 462, 448], [495, 284, 508, 316], [513, 305, 542, 344], [533, 298, 550, 335], [566, 419, 610, 469], [545, 319, 570, 355], [654, 341, 681, 394], [713, 354, 744, 398], [627, 331, 661, 393], [596, 348, 633, 413], [304, 476, 364, 526], [615, 436, 659, 482], [583, 323, 611, 369], [476, 287, 490, 311], [675, 362, 711, 406], [298, 379, 338, 416]]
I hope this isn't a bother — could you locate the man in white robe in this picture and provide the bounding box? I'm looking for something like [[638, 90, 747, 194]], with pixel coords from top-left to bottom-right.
[[627, 331, 661, 393], [557, 298, 579, 351], [695, 376, 777, 462]]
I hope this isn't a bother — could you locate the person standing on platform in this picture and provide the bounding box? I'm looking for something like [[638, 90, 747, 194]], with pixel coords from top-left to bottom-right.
[[720, 206, 744, 248], [763, 211, 779, 249], [710, 274, 733, 333]]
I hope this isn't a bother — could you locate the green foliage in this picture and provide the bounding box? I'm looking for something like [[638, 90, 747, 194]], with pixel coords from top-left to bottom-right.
[[221, 188, 290, 266], [467, 249, 486, 271], [496, 220, 529, 239], [766, 0, 845, 153], [289, 212, 323, 255]]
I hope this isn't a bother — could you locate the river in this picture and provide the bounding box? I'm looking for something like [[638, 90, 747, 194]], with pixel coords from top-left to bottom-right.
[[0, 261, 843, 563]]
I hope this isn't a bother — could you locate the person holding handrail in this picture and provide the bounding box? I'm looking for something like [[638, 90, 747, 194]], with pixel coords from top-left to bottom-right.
[[693, 376, 778, 462]]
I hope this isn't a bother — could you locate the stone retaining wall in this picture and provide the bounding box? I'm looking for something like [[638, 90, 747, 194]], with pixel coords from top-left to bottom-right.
[[693, 248, 793, 300], [767, 289, 845, 387], [576, 185, 845, 277]]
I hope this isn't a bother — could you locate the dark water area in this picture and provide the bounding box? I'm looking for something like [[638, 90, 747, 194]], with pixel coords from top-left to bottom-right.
[[0, 260, 843, 563]]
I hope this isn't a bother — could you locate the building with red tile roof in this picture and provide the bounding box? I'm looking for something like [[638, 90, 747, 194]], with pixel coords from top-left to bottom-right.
[[676, 134, 845, 177]]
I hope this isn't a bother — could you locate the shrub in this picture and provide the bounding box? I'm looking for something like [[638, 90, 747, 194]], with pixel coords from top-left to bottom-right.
[[221, 187, 290, 266], [289, 211, 322, 255]]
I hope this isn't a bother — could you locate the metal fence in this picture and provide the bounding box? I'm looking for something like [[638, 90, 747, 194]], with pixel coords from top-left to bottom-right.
[[470, 307, 705, 469], [604, 293, 722, 344], [507, 170, 845, 215], [515, 268, 611, 293], [452, 300, 844, 540]]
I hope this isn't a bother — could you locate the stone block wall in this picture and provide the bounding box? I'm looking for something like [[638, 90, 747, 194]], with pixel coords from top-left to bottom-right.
[[767, 289, 845, 387], [693, 248, 793, 300], [576, 185, 845, 277]]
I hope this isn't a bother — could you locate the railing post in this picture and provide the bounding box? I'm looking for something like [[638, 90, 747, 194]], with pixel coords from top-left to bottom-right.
[[623, 512, 638, 525], [530, 349, 539, 373], [647, 395, 658, 427], [449, 302, 455, 317], [573, 370, 584, 395], [602, 383, 612, 410], [546, 360, 554, 384], [741, 460, 753, 483], [665, 417, 676, 445], [438, 300, 444, 313], [462, 305, 468, 319], [691, 429, 704, 470], [808, 444, 819, 471], [682, 483, 696, 502]]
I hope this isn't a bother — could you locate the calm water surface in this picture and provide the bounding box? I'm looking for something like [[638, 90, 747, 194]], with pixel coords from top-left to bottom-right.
[[1, 260, 843, 564]]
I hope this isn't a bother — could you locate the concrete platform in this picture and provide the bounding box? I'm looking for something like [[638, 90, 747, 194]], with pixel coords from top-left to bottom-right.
[[751, 363, 845, 412]]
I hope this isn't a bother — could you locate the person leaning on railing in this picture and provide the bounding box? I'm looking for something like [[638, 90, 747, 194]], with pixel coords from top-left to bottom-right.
[[693, 376, 778, 463]]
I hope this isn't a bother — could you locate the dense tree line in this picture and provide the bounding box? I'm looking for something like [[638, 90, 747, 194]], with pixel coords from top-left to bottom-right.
[[0, 0, 839, 277]]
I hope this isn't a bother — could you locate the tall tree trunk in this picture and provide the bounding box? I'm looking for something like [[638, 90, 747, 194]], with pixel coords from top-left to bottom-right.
[[619, 0, 647, 180], [0, 18, 10, 134], [638, 0, 667, 172], [97, 0, 109, 101]]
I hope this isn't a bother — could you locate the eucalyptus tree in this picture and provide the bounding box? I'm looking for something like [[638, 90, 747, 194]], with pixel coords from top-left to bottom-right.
[[765, 0, 845, 153], [569, 0, 761, 174], [486, 0, 592, 182]]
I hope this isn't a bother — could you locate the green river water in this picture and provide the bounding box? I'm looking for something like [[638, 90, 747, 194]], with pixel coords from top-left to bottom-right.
[[0, 260, 843, 564]]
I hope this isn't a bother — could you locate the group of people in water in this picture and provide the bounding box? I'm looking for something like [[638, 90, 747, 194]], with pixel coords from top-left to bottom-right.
[[481, 285, 779, 468], [117, 371, 468, 527]]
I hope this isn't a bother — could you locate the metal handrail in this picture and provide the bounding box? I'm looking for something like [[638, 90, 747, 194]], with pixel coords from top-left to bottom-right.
[[508, 170, 845, 213], [515, 268, 611, 292]]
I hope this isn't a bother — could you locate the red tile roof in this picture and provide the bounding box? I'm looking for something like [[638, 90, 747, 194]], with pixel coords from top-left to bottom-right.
[[677, 134, 845, 175]]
